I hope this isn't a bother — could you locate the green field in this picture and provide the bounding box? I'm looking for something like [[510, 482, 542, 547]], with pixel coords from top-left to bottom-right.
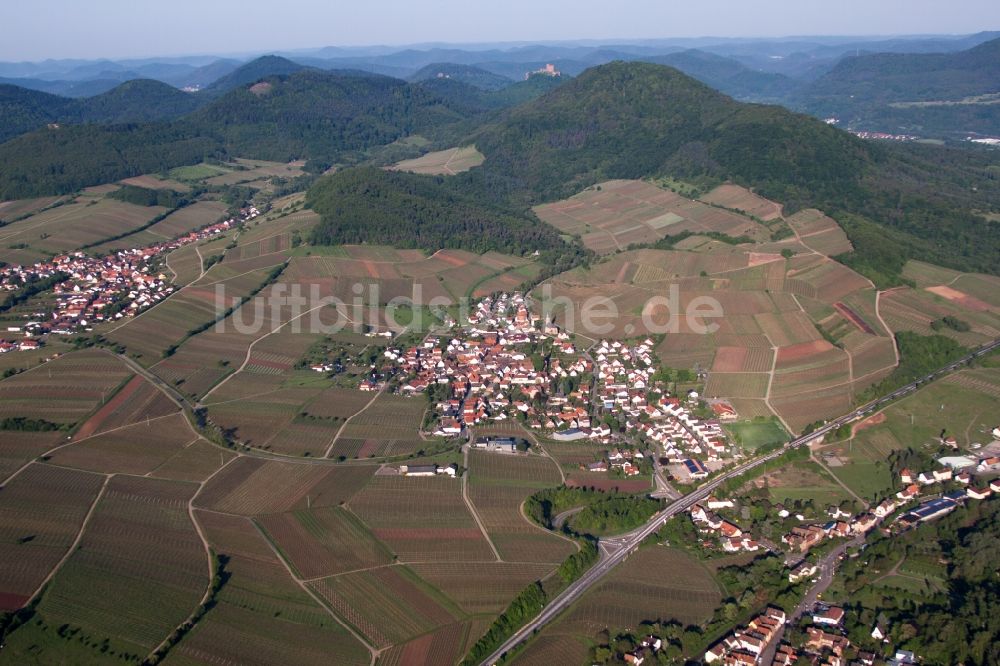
[[820, 365, 1000, 500], [765, 460, 856, 508], [725, 419, 789, 451], [168, 163, 232, 181]]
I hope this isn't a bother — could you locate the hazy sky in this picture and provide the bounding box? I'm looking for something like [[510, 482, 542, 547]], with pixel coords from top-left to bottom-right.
[[5, 0, 999, 61]]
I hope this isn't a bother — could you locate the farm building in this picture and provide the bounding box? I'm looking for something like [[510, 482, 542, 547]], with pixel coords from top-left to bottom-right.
[[474, 436, 519, 453], [552, 428, 587, 441], [683, 458, 709, 479], [399, 464, 457, 477], [812, 605, 845, 626], [900, 497, 958, 525]]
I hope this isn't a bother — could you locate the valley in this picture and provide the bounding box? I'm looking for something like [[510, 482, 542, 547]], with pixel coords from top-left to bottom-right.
[[0, 27, 999, 666]]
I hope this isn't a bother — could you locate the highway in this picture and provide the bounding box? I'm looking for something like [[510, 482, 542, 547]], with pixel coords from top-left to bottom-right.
[[481, 338, 1000, 665]]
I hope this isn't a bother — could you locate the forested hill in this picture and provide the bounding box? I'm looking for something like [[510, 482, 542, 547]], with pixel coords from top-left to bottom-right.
[[0, 79, 201, 143], [0, 85, 75, 143], [642, 50, 797, 102], [804, 37, 1000, 106], [307, 167, 569, 256], [409, 63, 513, 91], [200, 55, 307, 95], [76, 79, 203, 123], [462, 61, 1000, 280], [467, 61, 871, 206], [0, 69, 492, 198], [796, 37, 1000, 137], [188, 69, 469, 160]]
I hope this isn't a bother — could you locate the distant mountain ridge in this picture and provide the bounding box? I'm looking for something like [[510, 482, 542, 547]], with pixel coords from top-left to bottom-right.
[[798, 36, 1000, 136], [201, 55, 308, 95], [805, 37, 1000, 105], [408, 63, 513, 91], [0, 78, 201, 143], [642, 49, 796, 101]]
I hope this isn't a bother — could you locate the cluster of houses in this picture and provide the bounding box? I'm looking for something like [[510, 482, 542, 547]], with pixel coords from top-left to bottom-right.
[[594, 340, 730, 450], [689, 495, 876, 556], [704, 606, 786, 665], [690, 497, 763, 553], [779, 503, 882, 554], [897, 457, 1000, 501], [1, 249, 178, 346], [585, 447, 645, 476], [849, 130, 918, 142], [0, 205, 259, 351], [374, 293, 595, 437], [707, 601, 876, 666], [893, 465, 1000, 529]]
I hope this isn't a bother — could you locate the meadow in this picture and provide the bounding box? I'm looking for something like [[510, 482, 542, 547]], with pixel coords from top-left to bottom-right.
[[389, 145, 485, 175], [195, 457, 374, 515], [513, 546, 721, 662], [0, 197, 165, 264], [257, 506, 394, 579], [724, 419, 789, 451], [0, 349, 132, 425], [47, 412, 198, 476], [538, 232, 898, 431], [308, 566, 462, 649], [822, 366, 1000, 500]]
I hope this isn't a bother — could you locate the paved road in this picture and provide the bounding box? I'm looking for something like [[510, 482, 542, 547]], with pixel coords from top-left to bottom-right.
[[758, 535, 862, 666], [112, 352, 193, 410], [480, 338, 999, 665], [651, 458, 682, 500]]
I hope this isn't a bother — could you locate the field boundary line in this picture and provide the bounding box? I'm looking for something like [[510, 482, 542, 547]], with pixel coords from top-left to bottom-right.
[[441, 147, 460, 175], [201, 386, 290, 407], [462, 447, 503, 562], [761, 340, 792, 433], [21, 473, 110, 608], [202, 298, 340, 401], [164, 246, 181, 282], [321, 378, 384, 458], [194, 243, 206, 281], [143, 435, 203, 477], [193, 260, 286, 288], [250, 520, 380, 663], [0, 411, 184, 486], [875, 290, 900, 365], [144, 458, 237, 662], [810, 450, 870, 509], [300, 562, 398, 583]]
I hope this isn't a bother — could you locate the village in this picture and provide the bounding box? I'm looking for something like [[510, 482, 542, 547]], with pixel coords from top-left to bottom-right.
[[362, 292, 740, 482], [695, 450, 1000, 666], [0, 205, 260, 352]]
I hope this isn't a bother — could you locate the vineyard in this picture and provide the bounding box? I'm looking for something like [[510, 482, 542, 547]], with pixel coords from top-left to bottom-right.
[[348, 475, 495, 562], [466, 451, 576, 563], [257, 506, 393, 578], [0, 464, 105, 611]]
